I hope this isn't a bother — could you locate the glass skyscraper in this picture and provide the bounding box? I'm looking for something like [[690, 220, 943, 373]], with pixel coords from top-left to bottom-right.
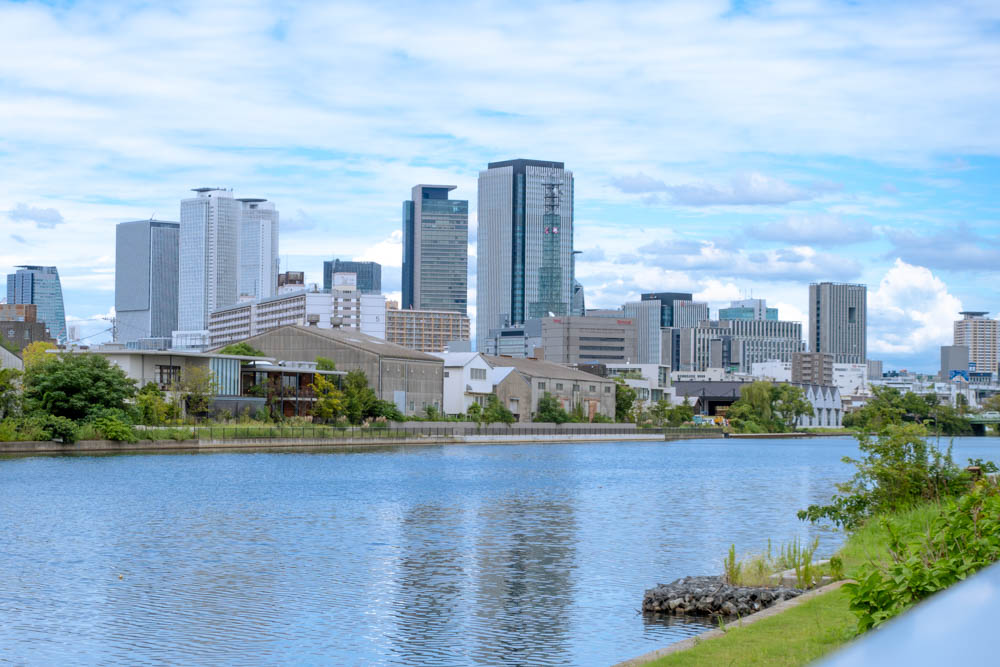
[[6, 265, 67, 343], [402, 185, 468, 314], [322, 260, 381, 294], [115, 219, 179, 343], [178, 187, 240, 332], [477, 160, 574, 351], [237, 198, 279, 301]]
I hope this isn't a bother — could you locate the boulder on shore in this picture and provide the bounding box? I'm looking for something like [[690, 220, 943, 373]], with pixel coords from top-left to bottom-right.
[[642, 575, 803, 617]]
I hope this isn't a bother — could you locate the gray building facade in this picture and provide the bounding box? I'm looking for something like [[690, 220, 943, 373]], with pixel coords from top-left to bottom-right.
[[322, 260, 381, 294], [402, 184, 469, 314], [809, 282, 867, 364], [477, 159, 574, 351], [641, 291, 694, 327], [5, 265, 67, 343], [115, 220, 180, 344]]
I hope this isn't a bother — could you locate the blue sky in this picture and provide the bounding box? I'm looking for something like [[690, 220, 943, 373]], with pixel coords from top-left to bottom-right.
[[1, 0, 998, 371]]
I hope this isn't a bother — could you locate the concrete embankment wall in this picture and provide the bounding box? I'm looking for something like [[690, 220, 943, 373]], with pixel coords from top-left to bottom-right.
[[0, 431, 704, 455]]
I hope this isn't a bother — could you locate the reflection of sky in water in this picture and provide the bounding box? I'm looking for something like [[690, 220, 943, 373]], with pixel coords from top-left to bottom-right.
[[2, 437, 999, 666]]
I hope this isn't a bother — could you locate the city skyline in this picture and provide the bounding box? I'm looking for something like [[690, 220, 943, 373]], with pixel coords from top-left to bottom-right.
[[1, 1, 998, 371]]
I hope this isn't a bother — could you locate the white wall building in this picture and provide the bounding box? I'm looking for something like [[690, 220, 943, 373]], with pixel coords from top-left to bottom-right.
[[795, 384, 844, 428], [751, 360, 792, 381], [208, 286, 386, 347], [833, 363, 869, 396], [432, 352, 498, 415], [237, 198, 279, 301]]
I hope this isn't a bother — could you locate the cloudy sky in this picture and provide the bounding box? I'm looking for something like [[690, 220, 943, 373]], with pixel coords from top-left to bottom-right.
[[1, 0, 998, 371]]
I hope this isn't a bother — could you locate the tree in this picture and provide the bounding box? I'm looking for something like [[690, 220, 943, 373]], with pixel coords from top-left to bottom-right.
[[424, 405, 440, 421], [342, 369, 378, 424], [135, 382, 169, 425], [21, 341, 56, 369], [771, 384, 813, 431], [315, 357, 337, 371], [24, 353, 137, 421], [172, 365, 216, 418], [483, 394, 516, 426], [310, 373, 345, 422], [614, 378, 637, 423], [667, 398, 695, 427], [535, 392, 569, 424], [649, 399, 671, 427], [217, 342, 267, 357], [466, 401, 483, 426], [0, 368, 22, 420]]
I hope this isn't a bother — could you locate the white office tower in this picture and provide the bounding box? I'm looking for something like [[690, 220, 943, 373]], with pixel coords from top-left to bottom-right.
[[477, 159, 574, 352], [237, 198, 279, 301], [178, 188, 240, 332]]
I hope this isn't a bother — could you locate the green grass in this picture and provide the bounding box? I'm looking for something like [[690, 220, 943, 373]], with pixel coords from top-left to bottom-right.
[[648, 586, 857, 666]]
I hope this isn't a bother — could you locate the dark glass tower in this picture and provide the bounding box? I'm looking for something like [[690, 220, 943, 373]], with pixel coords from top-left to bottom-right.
[[6, 265, 67, 343], [322, 260, 382, 294], [401, 185, 468, 314]]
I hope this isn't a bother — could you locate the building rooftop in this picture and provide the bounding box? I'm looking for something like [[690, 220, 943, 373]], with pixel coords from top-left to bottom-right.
[[238, 324, 442, 362], [483, 355, 614, 383]]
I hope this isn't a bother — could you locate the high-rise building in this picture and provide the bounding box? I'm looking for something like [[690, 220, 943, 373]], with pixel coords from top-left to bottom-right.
[[322, 260, 381, 294], [115, 219, 179, 343], [954, 312, 998, 375], [178, 188, 240, 332], [237, 198, 279, 301], [672, 300, 710, 328], [808, 282, 867, 364], [719, 299, 778, 321], [940, 345, 970, 380], [5, 265, 67, 343], [640, 292, 694, 327], [623, 299, 663, 365], [477, 159, 574, 351], [402, 185, 469, 314]]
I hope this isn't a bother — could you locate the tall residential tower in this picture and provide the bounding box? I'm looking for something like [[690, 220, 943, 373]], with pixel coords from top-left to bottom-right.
[[115, 219, 179, 343], [808, 282, 867, 364], [954, 312, 998, 375], [402, 185, 468, 314], [477, 159, 574, 351]]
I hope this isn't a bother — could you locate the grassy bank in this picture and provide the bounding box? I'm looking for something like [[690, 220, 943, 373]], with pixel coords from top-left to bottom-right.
[[648, 502, 946, 666]]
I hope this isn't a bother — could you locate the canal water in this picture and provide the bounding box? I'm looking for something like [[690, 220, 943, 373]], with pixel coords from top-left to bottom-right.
[[2, 436, 998, 665]]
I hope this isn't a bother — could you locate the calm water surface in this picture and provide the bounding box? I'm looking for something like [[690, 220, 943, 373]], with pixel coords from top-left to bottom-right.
[[2, 436, 998, 666]]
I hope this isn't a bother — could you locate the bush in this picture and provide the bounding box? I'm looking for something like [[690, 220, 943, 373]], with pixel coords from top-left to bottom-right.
[[32, 414, 79, 444], [846, 484, 1000, 632], [798, 423, 971, 530], [23, 353, 137, 421], [93, 415, 138, 443]]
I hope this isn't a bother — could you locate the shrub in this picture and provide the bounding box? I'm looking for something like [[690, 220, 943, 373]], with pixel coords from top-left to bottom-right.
[[798, 424, 971, 530], [846, 484, 1000, 632], [93, 415, 138, 443], [33, 414, 79, 444]]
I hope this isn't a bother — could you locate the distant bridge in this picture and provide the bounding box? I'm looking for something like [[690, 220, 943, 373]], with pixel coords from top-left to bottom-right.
[[968, 412, 1000, 436]]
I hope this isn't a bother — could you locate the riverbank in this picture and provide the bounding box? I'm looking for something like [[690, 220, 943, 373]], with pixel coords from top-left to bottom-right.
[[624, 502, 947, 666], [0, 431, 686, 455]]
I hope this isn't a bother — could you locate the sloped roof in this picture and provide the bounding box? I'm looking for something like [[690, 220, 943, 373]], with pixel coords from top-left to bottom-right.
[[483, 355, 615, 383], [430, 351, 482, 367], [238, 324, 441, 362]]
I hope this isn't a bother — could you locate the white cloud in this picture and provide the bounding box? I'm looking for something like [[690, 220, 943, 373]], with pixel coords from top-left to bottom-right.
[[354, 230, 403, 268], [8, 203, 64, 228], [869, 259, 962, 355]]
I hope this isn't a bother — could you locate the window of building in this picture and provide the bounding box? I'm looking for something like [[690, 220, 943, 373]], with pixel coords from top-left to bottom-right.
[[604, 386, 612, 393], [555, 383, 563, 390], [537, 382, 545, 389], [444, 371, 450, 378], [589, 385, 596, 392], [471, 368, 487, 380], [155, 365, 181, 388]]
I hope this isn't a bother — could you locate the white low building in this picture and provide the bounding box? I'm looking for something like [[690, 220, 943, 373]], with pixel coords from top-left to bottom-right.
[[751, 360, 792, 382], [432, 352, 497, 415], [833, 363, 869, 397], [794, 383, 844, 428]]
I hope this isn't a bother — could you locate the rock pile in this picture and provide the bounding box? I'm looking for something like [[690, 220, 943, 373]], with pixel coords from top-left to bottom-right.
[[642, 575, 803, 617]]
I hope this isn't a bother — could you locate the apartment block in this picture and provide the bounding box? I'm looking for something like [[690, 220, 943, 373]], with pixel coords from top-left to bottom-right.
[[385, 303, 471, 353], [793, 352, 834, 386]]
